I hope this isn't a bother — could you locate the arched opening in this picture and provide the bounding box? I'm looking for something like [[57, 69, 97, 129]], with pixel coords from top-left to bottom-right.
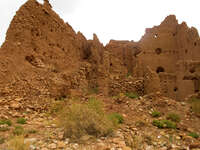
[[155, 48, 162, 55], [156, 66, 165, 74]]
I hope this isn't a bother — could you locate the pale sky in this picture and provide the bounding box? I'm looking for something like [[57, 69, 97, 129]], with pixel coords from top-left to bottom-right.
[[0, 0, 200, 46]]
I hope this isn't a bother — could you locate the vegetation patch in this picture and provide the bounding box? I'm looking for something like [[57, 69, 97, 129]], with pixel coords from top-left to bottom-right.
[[58, 98, 117, 140], [27, 129, 37, 134], [167, 113, 180, 122], [188, 132, 199, 139], [125, 92, 139, 99], [151, 111, 161, 118], [17, 118, 27, 124], [152, 120, 176, 129], [108, 112, 124, 125], [0, 119, 12, 126]]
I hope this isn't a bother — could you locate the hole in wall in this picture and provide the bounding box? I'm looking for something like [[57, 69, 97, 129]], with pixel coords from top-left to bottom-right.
[[156, 66, 165, 74], [174, 87, 178, 92], [194, 42, 197, 46], [110, 63, 113, 66], [154, 34, 158, 39], [155, 48, 162, 55]]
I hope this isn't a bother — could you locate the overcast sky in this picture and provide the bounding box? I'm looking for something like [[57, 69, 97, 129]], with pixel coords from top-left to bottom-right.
[[0, 0, 199, 46]]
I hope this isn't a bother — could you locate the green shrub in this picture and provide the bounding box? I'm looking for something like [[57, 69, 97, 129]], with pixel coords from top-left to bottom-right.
[[152, 120, 164, 128], [0, 119, 12, 126], [58, 99, 116, 140], [152, 120, 176, 129], [151, 111, 161, 118], [108, 113, 124, 125], [167, 113, 180, 122], [125, 92, 139, 99], [17, 118, 26, 124], [13, 126, 24, 135], [188, 132, 199, 139]]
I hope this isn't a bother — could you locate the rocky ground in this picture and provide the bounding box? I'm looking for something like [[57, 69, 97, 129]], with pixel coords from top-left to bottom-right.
[[0, 93, 199, 150]]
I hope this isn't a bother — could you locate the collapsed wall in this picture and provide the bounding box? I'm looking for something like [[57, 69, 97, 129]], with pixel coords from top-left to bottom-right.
[[0, 0, 140, 106]]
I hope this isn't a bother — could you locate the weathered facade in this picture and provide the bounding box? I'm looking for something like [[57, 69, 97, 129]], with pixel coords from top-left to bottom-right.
[[137, 15, 200, 100]]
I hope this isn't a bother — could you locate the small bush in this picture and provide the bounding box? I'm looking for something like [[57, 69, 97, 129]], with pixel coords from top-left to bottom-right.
[[13, 126, 24, 135], [58, 99, 115, 140], [152, 120, 176, 129], [8, 136, 30, 150], [125, 92, 139, 99], [108, 113, 124, 125], [151, 111, 161, 118], [188, 132, 199, 139], [17, 118, 26, 124], [152, 120, 164, 128], [0, 119, 12, 126], [167, 113, 180, 122]]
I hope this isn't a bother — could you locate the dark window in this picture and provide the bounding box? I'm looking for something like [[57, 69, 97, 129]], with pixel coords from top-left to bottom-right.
[[156, 67, 165, 74], [155, 48, 162, 55], [174, 87, 178, 92]]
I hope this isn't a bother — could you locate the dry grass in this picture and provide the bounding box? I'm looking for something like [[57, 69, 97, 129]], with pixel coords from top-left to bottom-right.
[[8, 136, 30, 150], [57, 98, 116, 140]]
